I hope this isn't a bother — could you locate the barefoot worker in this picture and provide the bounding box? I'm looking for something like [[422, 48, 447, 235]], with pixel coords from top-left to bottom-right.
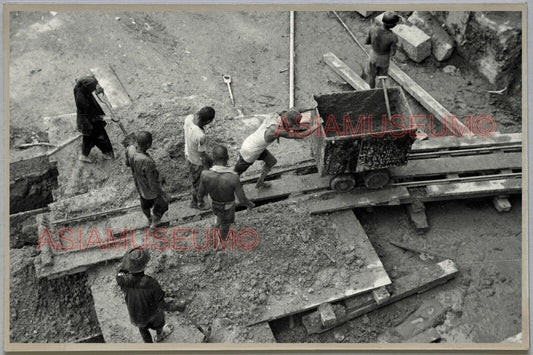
[[184, 106, 215, 210], [116, 248, 174, 343], [234, 108, 307, 189], [74, 75, 115, 162], [124, 131, 170, 229], [365, 11, 400, 88], [198, 145, 254, 240]]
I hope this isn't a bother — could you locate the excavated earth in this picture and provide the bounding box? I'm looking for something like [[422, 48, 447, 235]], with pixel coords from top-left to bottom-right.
[[8, 10, 522, 343]]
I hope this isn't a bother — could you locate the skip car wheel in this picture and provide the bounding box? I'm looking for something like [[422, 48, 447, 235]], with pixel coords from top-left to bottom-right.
[[329, 174, 356, 192], [363, 169, 390, 189]]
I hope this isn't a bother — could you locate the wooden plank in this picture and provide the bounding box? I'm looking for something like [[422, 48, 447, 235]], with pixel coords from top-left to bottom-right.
[[412, 133, 522, 152], [307, 186, 411, 215], [402, 327, 441, 343], [243, 173, 330, 202], [389, 63, 472, 136], [389, 240, 454, 260], [90, 66, 132, 108], [303, 259, 458, 334], [377, 299, 446, 342], [87, 264, 204, 343], [248, 211, 391, 325], [391, 152, 522, 178], [209, 318, 276, 343], [323, 52, 370, 90], [424, 178, 522, 199]]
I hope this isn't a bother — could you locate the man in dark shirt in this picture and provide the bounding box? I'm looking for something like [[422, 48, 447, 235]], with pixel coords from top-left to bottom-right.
[[365, 12, 400, 88], [125, 131, 170, 229], [198, 145, 254, 240], [74, 75, 114, 162], [116, 248, 173, 343]]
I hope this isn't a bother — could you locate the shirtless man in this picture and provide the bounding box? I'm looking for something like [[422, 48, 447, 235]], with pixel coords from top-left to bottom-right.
[[234, 108, 307, 188], [198, 145, 254, 239], [365, 11, 400, 88]]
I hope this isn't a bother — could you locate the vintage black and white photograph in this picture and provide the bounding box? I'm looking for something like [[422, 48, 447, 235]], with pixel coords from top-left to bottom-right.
[[5, 3, 527, 351]]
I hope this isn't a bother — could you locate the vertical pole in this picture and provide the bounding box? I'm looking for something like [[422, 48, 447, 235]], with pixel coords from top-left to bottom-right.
[[289, 11, 295, 108]]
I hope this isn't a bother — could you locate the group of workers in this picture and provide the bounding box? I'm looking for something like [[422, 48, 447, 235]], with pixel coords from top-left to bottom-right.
[[72, 11, 400, 342]]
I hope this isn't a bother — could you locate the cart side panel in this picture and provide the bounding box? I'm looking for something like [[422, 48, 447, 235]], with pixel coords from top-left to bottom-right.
[[310, 108, 327, 176], [323, 139, 361, 175], [355, 133, 414, 172], [314, 89, 416, 175]]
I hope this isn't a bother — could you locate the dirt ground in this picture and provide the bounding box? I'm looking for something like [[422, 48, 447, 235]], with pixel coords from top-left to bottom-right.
[[8, 10, 522, 343]]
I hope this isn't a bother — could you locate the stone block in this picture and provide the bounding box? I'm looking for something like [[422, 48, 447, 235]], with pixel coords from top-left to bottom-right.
[[408, 11, 455, 61], [375, 13, 431, 63]]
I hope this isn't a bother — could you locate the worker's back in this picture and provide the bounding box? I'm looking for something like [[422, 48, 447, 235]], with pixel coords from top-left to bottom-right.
[[200, 169, 239, 203], [367, 24, 398, 56]]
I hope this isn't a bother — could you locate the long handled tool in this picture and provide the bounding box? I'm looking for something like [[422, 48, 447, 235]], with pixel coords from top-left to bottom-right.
[[95, 91, 130, 136], [378, 76, 392, 124], [222, 74, 235, 106]]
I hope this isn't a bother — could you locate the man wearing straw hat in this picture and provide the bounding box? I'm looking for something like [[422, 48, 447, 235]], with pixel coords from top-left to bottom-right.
[[116, 247, 173, 342]]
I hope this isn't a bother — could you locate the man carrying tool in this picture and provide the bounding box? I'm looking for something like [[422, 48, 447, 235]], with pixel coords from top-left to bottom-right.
[[184, 106, 215, 210], [74, 75, 114, 162], [364, 11, 400, 88], [116, 247, 174, 343], [198, 145, 254, 240], [124, 131, 170, 229], [234, 108, 307, 189]]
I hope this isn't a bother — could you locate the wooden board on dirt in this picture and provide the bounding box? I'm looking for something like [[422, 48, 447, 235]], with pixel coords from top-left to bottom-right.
[[249, 210, 391, 325], [377, 299, 446, 343], [390, 152, 521, 178], [209, 318, 276, 343], [303, 259, 458, 334], [87, 264, 204, 343], [90, 66, 133, 108], [306, 186, 411, 215], [323, 52, 370, 90], [388, 62, 471, 136], [423, 178, 522, 200], [411, 133, 522, 152]]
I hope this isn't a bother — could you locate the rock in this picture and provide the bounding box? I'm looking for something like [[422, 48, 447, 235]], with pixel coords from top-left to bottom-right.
[[443, 65, 457, 74], [334, 331, 345, 342], [408, 11, 455, 61], [375, 13, 431, 63]]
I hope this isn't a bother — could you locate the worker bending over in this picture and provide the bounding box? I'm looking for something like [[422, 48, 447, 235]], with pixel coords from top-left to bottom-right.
[[234, 108, 307, 189], [74, 75, 114, 162]]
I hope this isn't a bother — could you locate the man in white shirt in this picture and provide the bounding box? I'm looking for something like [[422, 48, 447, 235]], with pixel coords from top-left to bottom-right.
[[184, 106, 215, 209], [234, 108, 307, 188]]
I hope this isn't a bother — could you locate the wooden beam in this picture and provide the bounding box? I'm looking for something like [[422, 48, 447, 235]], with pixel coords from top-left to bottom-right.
[[391, 152, 522, 178], [303, 259, 458, 334], [90, 66, 132, 108], [389, 63, 473, 136], [307, 186, 411, 215], [424, 178, 522, 199], [412, 133, 521, 152], [377, 299, 446, 342], [323, 52, 370, 90]]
